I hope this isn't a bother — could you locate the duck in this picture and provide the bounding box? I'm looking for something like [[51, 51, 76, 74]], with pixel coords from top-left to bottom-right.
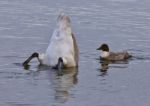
[[97, 43, 131, 61], [23, 12, 79, 69]]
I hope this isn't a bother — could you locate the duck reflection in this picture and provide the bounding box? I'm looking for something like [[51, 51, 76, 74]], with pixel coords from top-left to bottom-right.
[[99, 61, 109, 76], [99, 60, 129, 77]]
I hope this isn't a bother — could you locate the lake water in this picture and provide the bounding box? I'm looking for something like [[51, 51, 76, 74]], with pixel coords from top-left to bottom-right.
[[0, 0, 150, 106]]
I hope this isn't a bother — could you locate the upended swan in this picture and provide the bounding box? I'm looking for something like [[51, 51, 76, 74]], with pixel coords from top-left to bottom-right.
[[23, 13, 79, 69]]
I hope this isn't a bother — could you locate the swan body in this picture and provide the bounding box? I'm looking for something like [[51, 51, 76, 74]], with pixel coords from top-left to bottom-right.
[[23, 13, 79, 68]]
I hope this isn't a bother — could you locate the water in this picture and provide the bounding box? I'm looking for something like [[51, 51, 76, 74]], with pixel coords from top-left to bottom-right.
[[0, 0, 150, 106]]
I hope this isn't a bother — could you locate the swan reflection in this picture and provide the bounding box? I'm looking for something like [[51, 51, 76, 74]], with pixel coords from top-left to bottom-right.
[[53, 67, 78, 103], [24, 65, 78, 104], [42, 67, 78, 104]]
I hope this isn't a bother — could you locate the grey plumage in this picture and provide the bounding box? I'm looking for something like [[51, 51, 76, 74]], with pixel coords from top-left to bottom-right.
[[106, 51, 131, 61], [97, 43, 132, 61]]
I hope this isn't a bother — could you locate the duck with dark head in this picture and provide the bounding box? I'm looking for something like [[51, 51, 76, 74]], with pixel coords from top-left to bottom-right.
[[97, 43, 132, 61]]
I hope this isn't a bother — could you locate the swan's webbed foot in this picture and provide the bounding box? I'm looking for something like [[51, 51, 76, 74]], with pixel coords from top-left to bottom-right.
[[23, 52, 39, 67], [52, 57, 64, 70]]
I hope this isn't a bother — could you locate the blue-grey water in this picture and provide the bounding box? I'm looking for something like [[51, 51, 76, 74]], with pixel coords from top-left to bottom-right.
[[0, 0, 150, 106]]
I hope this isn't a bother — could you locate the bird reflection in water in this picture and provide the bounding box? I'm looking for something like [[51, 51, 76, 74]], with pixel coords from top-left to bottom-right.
[[23, 65, 78, 104], [99, 60, 129, 77], [99, 61, 109, 77], [53, 67, 78, 103]]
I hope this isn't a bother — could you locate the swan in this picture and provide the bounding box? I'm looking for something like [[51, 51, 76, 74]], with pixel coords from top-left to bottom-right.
[[23, 13, 79, 69]]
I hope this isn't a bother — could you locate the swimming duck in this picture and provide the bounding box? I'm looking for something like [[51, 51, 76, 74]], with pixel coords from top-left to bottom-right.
[[97, 43, 131, 61], [23, 12, 79, 69]]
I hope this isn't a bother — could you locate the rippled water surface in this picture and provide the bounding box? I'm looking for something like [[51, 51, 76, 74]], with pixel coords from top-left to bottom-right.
[[0, 0, 150, 106]]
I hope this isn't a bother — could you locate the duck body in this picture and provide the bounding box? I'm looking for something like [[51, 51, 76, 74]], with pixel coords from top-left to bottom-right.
[[97, 44, 131, 61], [100, 51, 131, 61]]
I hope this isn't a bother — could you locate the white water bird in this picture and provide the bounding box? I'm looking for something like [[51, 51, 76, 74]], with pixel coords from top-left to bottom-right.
[[23, 13, 79, 69], [97, 43, 131, 61]]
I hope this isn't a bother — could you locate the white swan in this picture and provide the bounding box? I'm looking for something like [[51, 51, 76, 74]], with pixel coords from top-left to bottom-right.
[[23, 13, 79, 69]]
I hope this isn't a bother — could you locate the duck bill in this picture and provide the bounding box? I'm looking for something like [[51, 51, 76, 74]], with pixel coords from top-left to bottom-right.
[[96, 47, 101, 50]]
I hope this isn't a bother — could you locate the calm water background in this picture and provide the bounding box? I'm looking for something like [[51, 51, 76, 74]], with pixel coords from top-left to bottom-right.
[[0, 0, 150, 106]]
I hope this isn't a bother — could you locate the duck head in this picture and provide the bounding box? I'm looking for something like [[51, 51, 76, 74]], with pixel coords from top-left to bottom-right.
[[97, 43, 109, 52], [97, 43, 110, 59]]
